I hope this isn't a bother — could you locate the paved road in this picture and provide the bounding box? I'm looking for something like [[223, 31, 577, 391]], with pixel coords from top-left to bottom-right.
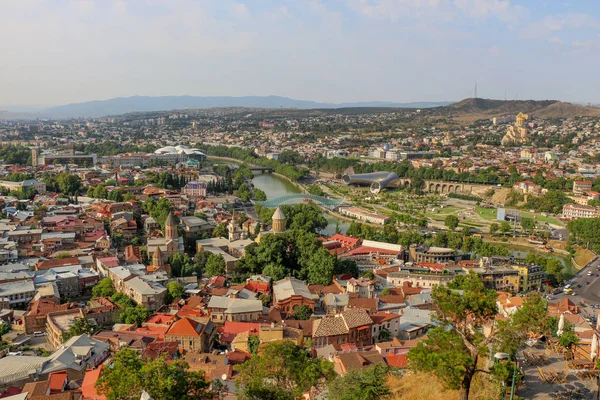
[[552, 256, 600, 322]]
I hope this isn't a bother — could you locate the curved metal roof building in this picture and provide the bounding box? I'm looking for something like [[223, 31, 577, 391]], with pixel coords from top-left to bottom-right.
[[342, 171, 403, 193]]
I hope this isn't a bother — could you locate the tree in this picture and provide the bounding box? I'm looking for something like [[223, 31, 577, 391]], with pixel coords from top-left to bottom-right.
[[96, 347, 213, 400], [520, 217, 535, 233], [92, 278, 115, 299], [117, 305, 150, 325], [93, 185, 108, 199], [306, 247, 335, 285], [57, 173, 82, 196], [0, 322, 10, 340], [500, 221, 511, 236], [346, 222, 362, 237], [258, 293, 271, 307], [235, 341, 335, 399], [489, 222, 499, 235], [254, 188, 267, 201], [361, 270, 375, 280], [248, 335, 260, 354], [63, 317, 97, 341], [166, 281, 186, 302], [280, 204, 327, 233], [327, 364, 390, 400], [205, 254, 226, 277], [212, 223, 227, 238], [381, 287, 391, 296], [110, 292, 136, 309], [307, 185, 324, 196], [293, 305, 313, 320], [407, 274, 500, 400], [444, 214, 459, 231]]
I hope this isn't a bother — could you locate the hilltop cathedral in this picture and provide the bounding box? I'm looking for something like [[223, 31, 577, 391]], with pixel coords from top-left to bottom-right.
[[502, 112, 530, 145]]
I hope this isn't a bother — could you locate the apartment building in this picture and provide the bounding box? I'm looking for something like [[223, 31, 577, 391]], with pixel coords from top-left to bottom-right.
[[562, 203, 600, 219]]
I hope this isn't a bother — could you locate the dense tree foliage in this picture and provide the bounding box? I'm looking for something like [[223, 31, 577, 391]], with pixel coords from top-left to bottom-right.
[[235, 341, 335, 399], [57, 173, 82, 196], [444, 214, 459, 231], [166, 281, 186, 302], [96, 347, 213, 400], [327, 364, 391, 400], [92, 278, 116, 299], [567, 217, 600, 252], [306, 185, 324, 197], [63, 317, 98, 341], [116, 305, 150, 325], [524, 190, 573, 214], [205, 254, 226, 277], [142, 197, 173, 229], [233, 219, 356, 284], [293, 305, 313, 320], [525, 253, 564, 285], [81, 141, 158, 156], [409, 276, 547, 400], [0, 145, 31, 165]]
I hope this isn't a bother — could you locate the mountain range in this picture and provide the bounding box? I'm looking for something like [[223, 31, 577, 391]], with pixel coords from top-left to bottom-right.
[[20, 96, 451, 119], [2, 95, 599, 120]]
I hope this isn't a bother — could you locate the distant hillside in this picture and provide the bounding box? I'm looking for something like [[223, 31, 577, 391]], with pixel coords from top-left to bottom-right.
[[437, 98, 600, 121], [39, 96, 451, 118], [534, 101, 600, 118]]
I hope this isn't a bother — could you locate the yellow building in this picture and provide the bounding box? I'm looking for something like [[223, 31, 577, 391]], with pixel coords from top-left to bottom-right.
[[511, 264, 545, 292], [502, 112, 530, 145]]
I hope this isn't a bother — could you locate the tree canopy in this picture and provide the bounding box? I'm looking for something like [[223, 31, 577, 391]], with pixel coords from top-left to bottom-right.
[[408, 274, 547, 400], [327, 364, 391, 400], [92, 278, 116, 299], [235, 341, 335, 399], [96, 347, 213, 400]]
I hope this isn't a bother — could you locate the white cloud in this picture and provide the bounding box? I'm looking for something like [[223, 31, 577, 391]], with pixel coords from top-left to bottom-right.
[[571, 40, 593, 49], [520, 13, 598, 39], [487, 46, 501, 56], [548, 36, 563, 44], [233, 2, 249, 18], [453, 0, 526, 22]]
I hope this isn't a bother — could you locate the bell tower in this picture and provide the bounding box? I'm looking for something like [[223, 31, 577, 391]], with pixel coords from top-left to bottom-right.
[[164, 212, 177, 240]]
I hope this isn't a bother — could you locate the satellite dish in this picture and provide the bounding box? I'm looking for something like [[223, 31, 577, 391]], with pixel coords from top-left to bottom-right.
[[221, 374, 227, 380]]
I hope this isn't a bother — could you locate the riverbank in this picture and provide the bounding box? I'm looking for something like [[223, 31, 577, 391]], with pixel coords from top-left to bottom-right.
[[208, 155, 307, 194]]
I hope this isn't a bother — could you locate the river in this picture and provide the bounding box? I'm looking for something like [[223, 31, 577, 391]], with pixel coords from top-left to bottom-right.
[[251, 172, 349, 236]]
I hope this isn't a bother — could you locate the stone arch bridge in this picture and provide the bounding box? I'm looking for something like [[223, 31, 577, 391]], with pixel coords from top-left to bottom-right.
[[396, 179, 491, 194]]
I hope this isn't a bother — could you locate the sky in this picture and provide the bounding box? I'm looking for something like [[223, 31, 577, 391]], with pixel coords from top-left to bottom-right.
[[1, 0, 599, 107]]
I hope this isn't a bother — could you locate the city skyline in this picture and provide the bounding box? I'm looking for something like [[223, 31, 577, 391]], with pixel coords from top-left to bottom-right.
[[1, 0, 599, 106]]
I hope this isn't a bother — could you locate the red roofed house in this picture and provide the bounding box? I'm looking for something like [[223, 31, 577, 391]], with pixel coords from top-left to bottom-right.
[[164, 317, 215, 352], [327, 234, 361, 250], [370, 311, 401, 341], [48, 371, 67, 394], [81, 367, 106, 400], [220, 321, 261, 344]]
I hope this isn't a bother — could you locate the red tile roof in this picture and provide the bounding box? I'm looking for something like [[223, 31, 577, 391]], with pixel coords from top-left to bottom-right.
[[221, 321, 261, 343], [81, 367, 106, 400], [385, 353, 407, 368], [165, 317, 204, 337], [348, 246, 400, 256], [48, 371, 67, 393]]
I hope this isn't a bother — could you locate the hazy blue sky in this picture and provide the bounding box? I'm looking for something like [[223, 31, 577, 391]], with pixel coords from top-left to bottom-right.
[[1, 0, 598, 106]]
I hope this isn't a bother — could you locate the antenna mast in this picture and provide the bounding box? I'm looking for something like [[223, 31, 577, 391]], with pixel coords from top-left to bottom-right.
[[474, 82, 478, 99]]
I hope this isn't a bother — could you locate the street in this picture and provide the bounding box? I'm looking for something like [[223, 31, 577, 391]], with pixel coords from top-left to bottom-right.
[[552, 256, 600, 324]]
